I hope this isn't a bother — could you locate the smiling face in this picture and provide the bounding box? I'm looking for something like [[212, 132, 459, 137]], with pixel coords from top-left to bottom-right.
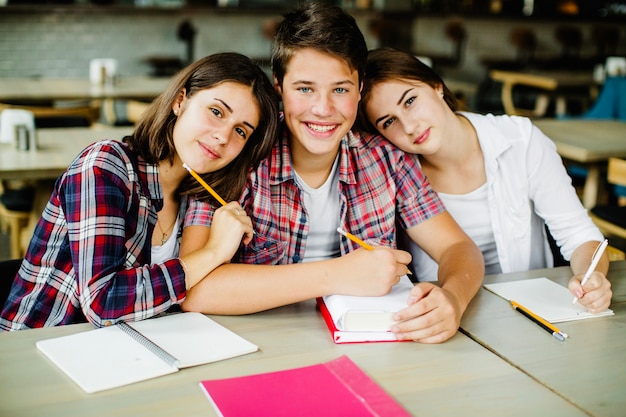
[[172, 81, 260, 174], [277, 48, 361, 163], [365, 79, 449, 155]]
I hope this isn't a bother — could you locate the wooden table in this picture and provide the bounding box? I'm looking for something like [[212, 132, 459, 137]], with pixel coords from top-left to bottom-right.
[[0, 295, 589, 416], [0, 77, 171, 102], [461, 260, 626, 417], [533, 119, 626, 208], [0, 126, 133, 256], [0, 126, 132, 181]]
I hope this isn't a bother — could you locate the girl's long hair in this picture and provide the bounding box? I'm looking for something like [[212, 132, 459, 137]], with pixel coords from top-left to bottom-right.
[[126, 52, 279, 204]]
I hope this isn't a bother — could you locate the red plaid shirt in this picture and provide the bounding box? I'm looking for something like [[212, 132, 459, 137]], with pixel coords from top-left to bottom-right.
[[0, 140, 204, 331]]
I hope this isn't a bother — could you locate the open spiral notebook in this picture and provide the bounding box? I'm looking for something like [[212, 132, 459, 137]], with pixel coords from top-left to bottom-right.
[[484, 278, 614, 323], [36, 312, 258, 393]]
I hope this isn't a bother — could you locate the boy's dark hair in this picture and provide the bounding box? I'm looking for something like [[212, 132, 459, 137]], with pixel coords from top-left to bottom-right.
[[357, 47, 458, 134], [271, 1, 368, 87], [126, 52, 279, 204]]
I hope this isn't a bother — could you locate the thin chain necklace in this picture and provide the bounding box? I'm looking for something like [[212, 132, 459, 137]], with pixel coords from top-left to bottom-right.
[[156, 216, 177, 245]]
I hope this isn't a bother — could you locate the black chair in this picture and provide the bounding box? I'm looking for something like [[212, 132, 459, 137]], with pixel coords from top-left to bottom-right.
[[0, 259, 22, 309]]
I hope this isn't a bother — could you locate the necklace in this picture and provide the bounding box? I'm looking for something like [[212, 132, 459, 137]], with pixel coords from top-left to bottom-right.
[[156, 216, 177, 245]]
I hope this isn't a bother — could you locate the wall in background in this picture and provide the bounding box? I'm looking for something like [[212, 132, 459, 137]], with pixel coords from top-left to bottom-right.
[[0, 9, 380, 79], [1, 8, 624, 111]]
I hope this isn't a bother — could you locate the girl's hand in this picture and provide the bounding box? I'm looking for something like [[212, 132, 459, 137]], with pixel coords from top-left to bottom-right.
[[204, 202, 254, 264], [568, 271, 612, 313]]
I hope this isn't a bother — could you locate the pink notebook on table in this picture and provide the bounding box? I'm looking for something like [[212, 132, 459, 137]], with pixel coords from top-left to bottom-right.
[[199, 355, 410, 417]]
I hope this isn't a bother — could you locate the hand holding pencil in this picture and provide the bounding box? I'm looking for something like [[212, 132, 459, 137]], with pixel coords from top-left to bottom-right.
[[337, 227, 412, 276], [569, 239, 612, 313], [183, 162, 254, 245]]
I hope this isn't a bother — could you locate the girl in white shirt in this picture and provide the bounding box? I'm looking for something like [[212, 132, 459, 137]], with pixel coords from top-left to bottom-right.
[[357, 47, 612, 314]]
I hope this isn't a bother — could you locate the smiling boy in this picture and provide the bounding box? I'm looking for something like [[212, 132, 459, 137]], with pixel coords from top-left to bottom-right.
[[181, 1, 484, 343]]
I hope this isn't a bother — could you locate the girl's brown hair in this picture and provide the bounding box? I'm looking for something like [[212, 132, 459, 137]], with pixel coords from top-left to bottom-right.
[[126, 52, 279, 204]]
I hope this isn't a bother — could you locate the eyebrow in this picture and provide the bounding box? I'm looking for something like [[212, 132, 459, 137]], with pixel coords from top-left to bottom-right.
[[374, 87, 414, 126], [216, 98, 256, 131], [397, 88, 413, 106], [374, 114, 388, 126], [290, 79, 356, 87]]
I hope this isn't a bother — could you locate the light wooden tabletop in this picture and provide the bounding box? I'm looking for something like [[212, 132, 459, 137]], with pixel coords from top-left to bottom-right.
[[0, 126, 133, 181], [533, 119, 626, 208], [3, 263, 624, 416], [462, 260, 626, 417], [534, 119, 626, 163], [0, 77, 171, 102]]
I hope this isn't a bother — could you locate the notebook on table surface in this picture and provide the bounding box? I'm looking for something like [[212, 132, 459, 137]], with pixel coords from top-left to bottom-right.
[[484, 277, 614, 323], [317, 275, 414, 343], [199, 355, 411, 417], [36, 312, 258, 393]]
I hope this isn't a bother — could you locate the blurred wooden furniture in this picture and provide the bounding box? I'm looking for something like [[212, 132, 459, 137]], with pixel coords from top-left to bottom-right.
[[99, 98, 150, 126], [490, 69, 597, 118], [0, 101, 100, 127], [608, 245, 626, 262], [533, 119, 626, 209], [0, 77, 169, 102], [0, 182, 30, 259], [490, 69, 555, 117], [590, 157, 626, 240], [0, 205, 29, 259]]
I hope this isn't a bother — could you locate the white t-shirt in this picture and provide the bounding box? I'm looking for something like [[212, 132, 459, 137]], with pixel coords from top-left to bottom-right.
[[295, 156, 341, 262], [410, 182, 501, 281], [151, 214, 180, 265]]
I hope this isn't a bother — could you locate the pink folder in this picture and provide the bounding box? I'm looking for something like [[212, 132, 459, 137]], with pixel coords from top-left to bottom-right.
[[199, 355, 410, 416]]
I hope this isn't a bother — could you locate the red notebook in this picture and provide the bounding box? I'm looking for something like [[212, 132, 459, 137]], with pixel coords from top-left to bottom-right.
[[316, 275, 414, 344], [317, 297, 403, 344], [199, 355, 411, 417]]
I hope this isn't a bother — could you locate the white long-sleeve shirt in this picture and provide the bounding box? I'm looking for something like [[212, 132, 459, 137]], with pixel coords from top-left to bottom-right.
[[408, 112, 604, 282]]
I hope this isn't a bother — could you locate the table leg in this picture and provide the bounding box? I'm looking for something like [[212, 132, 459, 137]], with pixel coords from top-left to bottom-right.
[[582, 165, 600, 209]]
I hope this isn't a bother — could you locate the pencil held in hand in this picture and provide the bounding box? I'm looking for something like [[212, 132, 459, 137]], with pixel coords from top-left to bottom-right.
[[573, 239, 608, 304], [336, 227, 374, 250], [182, 163, 227, 206], [336, 227, 411, 275]]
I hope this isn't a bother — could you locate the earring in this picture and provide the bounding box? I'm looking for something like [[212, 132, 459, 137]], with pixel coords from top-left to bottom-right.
[[173, 110, 178, 116]]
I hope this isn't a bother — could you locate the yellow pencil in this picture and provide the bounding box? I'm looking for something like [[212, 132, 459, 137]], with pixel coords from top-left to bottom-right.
[[183, 163, 227, 206], [336, 227, 374, 250], [510, 300, 568, 341], [336, 227, 412, 275]]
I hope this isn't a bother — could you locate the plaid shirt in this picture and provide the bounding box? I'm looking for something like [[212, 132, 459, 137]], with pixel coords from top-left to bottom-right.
[[0, 140, 201, 331], [187, 128, 444, 265]]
